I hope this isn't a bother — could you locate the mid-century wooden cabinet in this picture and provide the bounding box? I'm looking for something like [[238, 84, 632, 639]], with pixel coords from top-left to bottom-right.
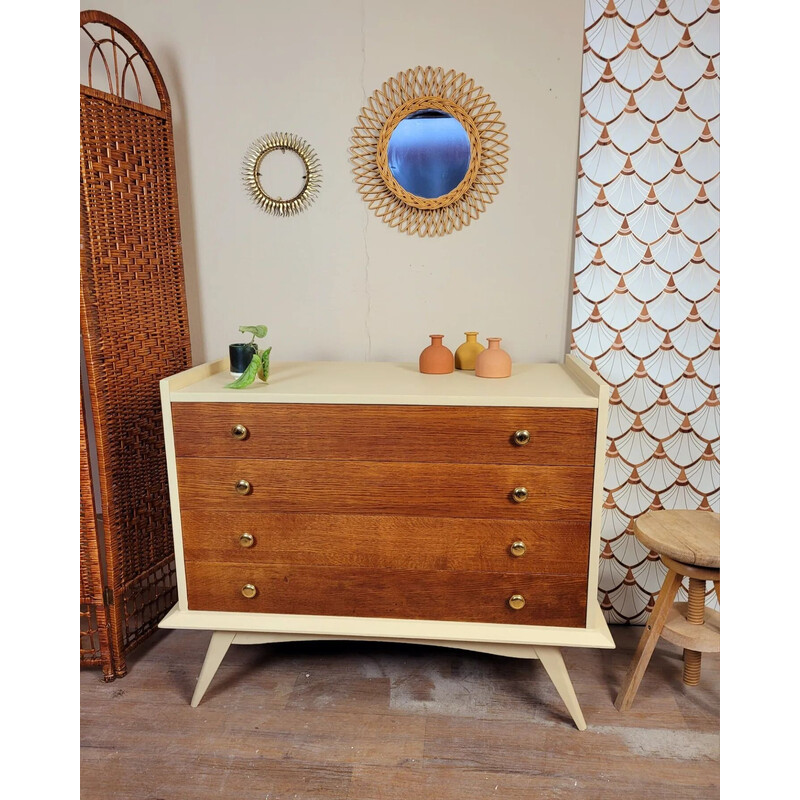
[[159, 356, 613, 729]]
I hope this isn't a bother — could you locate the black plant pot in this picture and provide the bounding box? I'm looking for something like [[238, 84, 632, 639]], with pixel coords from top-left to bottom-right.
[[229, 342, 258, 376]]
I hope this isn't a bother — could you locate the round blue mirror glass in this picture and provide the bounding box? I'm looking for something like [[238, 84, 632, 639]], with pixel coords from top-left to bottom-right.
[[386, 110, 471, 199]]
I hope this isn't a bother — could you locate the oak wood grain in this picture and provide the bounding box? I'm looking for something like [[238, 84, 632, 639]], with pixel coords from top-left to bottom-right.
[[171, 403, 597, 465], [180, 510, 591, 574], [185, 561, 588, 627], [175, 458, 595, 520]]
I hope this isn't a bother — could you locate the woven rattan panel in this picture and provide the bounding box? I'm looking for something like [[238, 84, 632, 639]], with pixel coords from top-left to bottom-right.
[[80, 11, 191, 679], [80, 401, 112, 674]]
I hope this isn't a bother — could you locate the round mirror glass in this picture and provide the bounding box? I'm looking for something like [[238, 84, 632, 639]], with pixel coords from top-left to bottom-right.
[[386, 110, 471, 199], [257, 148, 308, 202]]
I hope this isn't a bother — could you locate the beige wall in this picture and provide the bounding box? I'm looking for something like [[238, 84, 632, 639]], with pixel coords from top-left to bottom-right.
[[80, 0, 585, 366]]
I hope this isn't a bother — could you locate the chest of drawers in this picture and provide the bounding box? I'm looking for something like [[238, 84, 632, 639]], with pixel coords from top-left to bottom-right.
[[159, 356, 613, 729]]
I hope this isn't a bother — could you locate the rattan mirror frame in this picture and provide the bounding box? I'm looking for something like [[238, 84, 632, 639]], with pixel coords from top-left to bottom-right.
[[350, 66, 509, 237], [243, 132, 322, 217]]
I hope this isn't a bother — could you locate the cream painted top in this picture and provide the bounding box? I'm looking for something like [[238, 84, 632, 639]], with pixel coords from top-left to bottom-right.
[[168, 357, 601, 408]]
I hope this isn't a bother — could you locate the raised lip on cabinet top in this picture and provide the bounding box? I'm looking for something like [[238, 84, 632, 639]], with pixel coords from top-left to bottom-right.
[[163, 356, 605, 409]]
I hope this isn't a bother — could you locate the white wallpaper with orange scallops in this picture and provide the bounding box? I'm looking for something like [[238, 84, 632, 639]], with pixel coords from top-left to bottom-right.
[[572, 0, 720, 623]]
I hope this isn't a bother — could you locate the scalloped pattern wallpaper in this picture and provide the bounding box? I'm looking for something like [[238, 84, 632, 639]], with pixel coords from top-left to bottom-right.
[[571, 0, 720, 623]]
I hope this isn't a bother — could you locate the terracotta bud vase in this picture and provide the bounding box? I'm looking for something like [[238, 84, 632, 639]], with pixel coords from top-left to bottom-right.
[[475, 337, 512, 378], [419, 334, 454, 374], [454, 331, 485, 370]]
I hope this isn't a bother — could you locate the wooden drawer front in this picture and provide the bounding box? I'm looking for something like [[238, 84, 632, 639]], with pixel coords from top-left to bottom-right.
[[171, 403, 597, 465], [175, 459, 595, 521], [180, 511, 591, 575], [185, 562, 588, 627]]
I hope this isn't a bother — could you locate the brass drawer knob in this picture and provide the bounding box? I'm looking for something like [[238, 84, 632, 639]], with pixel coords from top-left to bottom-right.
[[238, 533, 255, 548], [508, 594, 526, 610], [231, 424, 249, 440], [511, 486, 528, 503], [235, 479, 252, 495], [513, 429, 530, 446], [241, 583, 257, 599], [510, 541, 527, 557]]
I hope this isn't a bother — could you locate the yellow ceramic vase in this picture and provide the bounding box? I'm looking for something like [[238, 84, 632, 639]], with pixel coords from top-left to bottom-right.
[[454, 331, 485, 370]]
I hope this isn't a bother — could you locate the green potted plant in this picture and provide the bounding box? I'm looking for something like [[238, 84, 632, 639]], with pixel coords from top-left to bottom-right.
[[226, 325, 272, 388]]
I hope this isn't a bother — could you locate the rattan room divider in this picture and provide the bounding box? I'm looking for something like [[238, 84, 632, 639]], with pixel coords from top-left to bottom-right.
[[80, 10, 192, 680]]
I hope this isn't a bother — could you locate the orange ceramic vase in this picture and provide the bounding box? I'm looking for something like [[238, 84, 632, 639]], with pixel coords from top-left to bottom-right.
[[475, 337, 511, 378], [454, 331, 485, 370], [419, 334, 454, 374]]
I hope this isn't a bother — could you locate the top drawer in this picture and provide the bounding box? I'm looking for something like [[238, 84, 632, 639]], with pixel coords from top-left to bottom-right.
[[171, 403, 597, 465]]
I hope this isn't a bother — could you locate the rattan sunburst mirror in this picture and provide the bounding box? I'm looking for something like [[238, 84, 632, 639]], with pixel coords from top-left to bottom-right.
[[350, 66, 509, 237], [243, 132, 322, 217]]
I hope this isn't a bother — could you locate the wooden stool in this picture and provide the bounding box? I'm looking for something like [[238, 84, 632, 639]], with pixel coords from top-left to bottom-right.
[[615, 509, 720, 711]]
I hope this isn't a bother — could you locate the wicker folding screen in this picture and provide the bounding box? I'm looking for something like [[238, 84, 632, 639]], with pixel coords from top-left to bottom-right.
[[80, 10, 192, 680]]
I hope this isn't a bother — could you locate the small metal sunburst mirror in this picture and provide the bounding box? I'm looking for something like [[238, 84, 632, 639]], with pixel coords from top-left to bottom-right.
[[242, 132, 322, 216]]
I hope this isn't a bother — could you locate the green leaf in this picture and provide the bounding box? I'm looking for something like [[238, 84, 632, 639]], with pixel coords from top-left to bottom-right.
[[239, 325, 267, 339], [225, 353, 260, 389], [258, 346, 272, 383]]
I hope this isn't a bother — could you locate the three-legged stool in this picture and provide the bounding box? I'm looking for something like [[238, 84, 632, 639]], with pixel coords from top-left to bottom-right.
[[615, 509, 720, 711]]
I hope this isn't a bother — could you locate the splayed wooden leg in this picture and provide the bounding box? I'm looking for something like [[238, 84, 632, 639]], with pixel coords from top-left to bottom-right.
[[191, 631, 236, 707], [534, 646, 586, 731], [614, 568, 682, 711]]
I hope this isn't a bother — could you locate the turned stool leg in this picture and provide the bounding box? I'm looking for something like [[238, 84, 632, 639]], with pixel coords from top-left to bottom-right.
[[614, 568, 682, 711], [682, 577, 706, 686]]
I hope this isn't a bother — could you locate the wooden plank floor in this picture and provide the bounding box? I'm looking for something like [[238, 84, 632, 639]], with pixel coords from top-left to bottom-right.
[[81, 625, 719, 799]]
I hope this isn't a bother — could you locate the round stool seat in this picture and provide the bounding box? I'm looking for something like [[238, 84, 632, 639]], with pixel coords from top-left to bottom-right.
[[633, 510, 719, 568]]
